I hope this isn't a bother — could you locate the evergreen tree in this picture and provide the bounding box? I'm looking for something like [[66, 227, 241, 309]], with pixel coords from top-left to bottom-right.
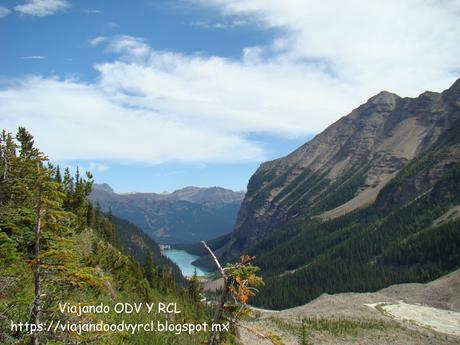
[[0, 127, 210, 345], [188, 268, 203, 304], [12, 128, 70, 345], [144, 251, 158, 288], [54, 165, 62, 183]]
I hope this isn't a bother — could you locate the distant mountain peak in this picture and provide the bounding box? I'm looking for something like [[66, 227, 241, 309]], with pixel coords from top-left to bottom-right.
[[367, 90, 400, 105], [419, 90, 440, 99], [449, 76, 460, 90], [173, 186, 202, 193], [93, 183, 114, 193], [204, 77, 460, 265], [89, 184, 244, 244]]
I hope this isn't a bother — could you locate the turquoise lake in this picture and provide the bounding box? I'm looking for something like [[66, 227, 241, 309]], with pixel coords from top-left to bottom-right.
[[163, 249, 209, 277]]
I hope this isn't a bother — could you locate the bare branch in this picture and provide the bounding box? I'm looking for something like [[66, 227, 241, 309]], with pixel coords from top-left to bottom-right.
[[202, 241, 229, 345], [201, 240, 226, 278]]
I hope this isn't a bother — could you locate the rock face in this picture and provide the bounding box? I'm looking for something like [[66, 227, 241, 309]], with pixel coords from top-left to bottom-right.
[[212, 78, 460, 263], [90, 185, 245, 244]]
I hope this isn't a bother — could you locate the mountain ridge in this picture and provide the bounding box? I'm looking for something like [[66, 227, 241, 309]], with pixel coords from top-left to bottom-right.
[[215, 77, 460, 261], [90, 183, 245, 244], [194, 78, 460, 310]]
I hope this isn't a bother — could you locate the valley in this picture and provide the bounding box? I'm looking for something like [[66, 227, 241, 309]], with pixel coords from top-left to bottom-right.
[[238, 270, 460, 344], [2, 80, 459, 344], [192, 78, 460, 311], [3, 2, 459, 344], [82, 78, 460, 343]]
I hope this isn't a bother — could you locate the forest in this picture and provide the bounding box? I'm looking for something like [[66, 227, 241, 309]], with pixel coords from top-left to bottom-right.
[[0, 128, 209, 344], [250, 151, 460, 309]]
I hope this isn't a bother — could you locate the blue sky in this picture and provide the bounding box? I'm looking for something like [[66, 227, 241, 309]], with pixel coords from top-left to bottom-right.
[[1, 0, 459, 193]]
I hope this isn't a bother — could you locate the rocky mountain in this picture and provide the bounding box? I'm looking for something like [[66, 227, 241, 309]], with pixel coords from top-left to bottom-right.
[[90, 184, 244, 244], [195, 78, 460, 309]]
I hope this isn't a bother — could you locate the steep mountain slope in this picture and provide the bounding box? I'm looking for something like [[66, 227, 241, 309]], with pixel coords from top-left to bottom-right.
[[110, 214, 185, 284], [241, 83, 457, 253], [195, 78, 460, 309], [90, 184, 244, 244], [203, 78, 459, 260]]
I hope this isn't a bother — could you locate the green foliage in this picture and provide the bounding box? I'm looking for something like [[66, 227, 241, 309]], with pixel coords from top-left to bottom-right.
[[205, 250, 264, 345], [188, 269, 205, 307], [310, 164, 368, 213], [0, 128, 209, 345], [250, 161, 460, 309], [300, 317, 390, 337], [0, 231, 20, 270], [270, 316, 393, 342], [224, 255, 264, 305], [174, 232, 232, 257], [111, 215, 185, 285], [278, 169, 330, 216]]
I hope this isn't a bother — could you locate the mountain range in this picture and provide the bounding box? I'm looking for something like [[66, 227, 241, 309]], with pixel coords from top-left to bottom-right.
[[194, 78, 460, 309], [90, 184, 244, 244]]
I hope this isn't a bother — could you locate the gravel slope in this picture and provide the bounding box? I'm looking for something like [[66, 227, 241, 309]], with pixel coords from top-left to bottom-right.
[[237, 269, 460, 344]]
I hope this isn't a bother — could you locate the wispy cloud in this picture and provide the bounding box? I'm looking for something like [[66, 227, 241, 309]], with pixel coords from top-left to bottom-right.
[[15, 0, 69, 17], [0, 75, 264, 164], [188, 19, 247, 29], [21, 55, 46, 59], [102, 21, 118, 32], [83, 9, 100, 15], [0, 6, 11, 18], [200, 0, 460, 94], [88, 36, 106, 47], [2, 1, 460, 165], [89, 162, 110, 172], [106, 35, 150, 59]]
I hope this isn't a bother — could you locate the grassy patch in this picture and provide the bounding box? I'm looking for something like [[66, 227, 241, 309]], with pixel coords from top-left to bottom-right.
[[268, 316, 397, 343]]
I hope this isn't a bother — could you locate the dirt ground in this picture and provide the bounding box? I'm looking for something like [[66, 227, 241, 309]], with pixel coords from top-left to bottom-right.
[[236, 269, 460, 345]]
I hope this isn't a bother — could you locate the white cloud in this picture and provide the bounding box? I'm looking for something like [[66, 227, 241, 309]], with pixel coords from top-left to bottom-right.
[[0, 76, 264, 164], [2, 1, 460, 165], [0, 6, 11, 18], [88, 162, 110, 172], [94, 37, 353, 135], [83, 9, 100, 15], [188, 19, 247, 29], [15, 0, 69, 16], [88, 36, 107, 47], [200, 0, 460, 96], [106, 35, 150, 59], [21, 55, 46, 59]]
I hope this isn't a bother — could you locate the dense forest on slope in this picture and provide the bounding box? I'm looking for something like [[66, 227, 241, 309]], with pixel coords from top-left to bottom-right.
[[203, 79, 460, 268], [110, 215, 186, 285], [174, 232, 232, 256], [0, 128, 208, 344], [192, 79, 460, 309], [250, 131, 460, 309]]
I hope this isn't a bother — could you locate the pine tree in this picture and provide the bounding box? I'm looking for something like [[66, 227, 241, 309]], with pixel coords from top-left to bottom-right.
[[2, 128, 80, 344], [1, 128, 210, 345], [0, 130, 16, 206], [144, 252, 158, 289], [54, 165, 62, 184], [188, 268, 203, 304]]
